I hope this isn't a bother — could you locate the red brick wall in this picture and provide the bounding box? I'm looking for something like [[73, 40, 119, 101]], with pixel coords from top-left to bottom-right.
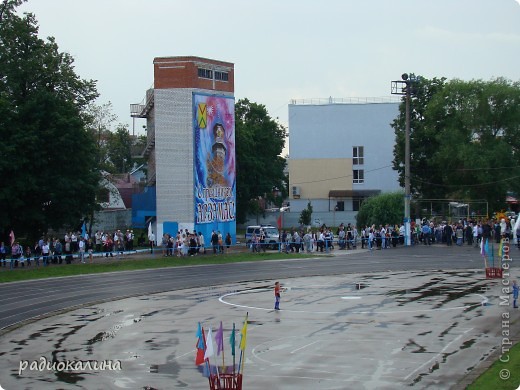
[[153, 56, 234, 93]]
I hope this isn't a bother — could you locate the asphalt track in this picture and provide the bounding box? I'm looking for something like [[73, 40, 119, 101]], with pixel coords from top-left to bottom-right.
[[0, 244, 497, 331], [0, 244, 519, 390]]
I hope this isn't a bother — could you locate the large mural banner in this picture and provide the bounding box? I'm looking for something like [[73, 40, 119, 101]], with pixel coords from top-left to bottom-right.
[[193, 93, 236, 232]]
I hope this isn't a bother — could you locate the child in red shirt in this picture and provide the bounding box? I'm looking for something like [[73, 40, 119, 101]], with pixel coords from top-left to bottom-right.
[[274, 281, 283, 310]]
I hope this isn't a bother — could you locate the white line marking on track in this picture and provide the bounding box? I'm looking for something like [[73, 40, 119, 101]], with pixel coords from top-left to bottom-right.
[[219, 290, 488, 315], [290, 340, 320, 354]]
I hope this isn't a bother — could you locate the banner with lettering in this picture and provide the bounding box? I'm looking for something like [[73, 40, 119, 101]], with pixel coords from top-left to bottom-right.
[[193, 93, 236, 241]]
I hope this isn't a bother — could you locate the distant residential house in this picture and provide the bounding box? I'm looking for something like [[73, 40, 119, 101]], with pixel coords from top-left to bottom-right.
[[98, 173, 126, 210], [91, 173, 131, 232]]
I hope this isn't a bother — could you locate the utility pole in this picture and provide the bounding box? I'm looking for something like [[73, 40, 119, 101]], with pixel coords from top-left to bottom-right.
[[391, 73, 414, 246]]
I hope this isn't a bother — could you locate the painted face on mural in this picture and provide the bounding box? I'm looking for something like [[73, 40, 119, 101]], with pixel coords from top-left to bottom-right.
[[207, 123, 228, 187]]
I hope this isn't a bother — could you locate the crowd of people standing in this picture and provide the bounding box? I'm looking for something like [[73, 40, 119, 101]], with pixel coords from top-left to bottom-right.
[[2, 216, 518, 269], [1, 229, 137, 269], [273, 216, 520, 253], [157, 230, 233, 257], [410, 218, 517, 248]]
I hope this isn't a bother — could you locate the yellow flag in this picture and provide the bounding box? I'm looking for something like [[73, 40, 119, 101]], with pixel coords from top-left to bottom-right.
[[239, 313, 248, 351]]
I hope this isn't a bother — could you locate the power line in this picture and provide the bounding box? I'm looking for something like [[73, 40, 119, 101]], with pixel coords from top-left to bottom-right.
[[291, 165, 392, 186], [414, 175, 520, 188], [290, 164, 520, 188]]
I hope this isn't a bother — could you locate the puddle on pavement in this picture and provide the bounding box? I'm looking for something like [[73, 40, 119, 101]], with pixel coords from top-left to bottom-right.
[[387, 278, 488, 309], [1, 271, 501, 389], [149, 360, 181, 376], [403, 339, 426, 353], [461, 338, 476, 349]]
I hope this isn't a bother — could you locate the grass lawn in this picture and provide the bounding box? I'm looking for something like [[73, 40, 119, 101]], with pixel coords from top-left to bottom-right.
[[467, 341, 520, 390], [0, 251, 314, 283]]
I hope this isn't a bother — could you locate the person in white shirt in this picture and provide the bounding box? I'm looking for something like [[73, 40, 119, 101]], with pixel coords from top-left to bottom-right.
[[368, 229, 375, 251], [472, 224, 479, 247], [148, 231, 156, 254], [78, 237, 86, 263], [95, 231, 102, 252], [198, 232, 205, 254], [42, 240, 50, 266], [71, 232, 78, 252], [380, 226, 387, 249], [352, 226, 358, 249]]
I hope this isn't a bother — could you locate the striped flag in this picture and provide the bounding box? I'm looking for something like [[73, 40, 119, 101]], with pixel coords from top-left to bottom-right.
[[195, 322, 206, 366], [9, 230, 14, 246]]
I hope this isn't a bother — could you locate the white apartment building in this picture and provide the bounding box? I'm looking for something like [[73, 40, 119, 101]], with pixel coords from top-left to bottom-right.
[[288, 98, 402, 222]]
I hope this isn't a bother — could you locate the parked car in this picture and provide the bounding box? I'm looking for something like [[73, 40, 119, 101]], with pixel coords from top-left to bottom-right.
[[245, 225, 280, 249]]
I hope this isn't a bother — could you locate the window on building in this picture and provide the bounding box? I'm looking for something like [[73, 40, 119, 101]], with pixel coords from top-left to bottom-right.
[[353, 169, 364, 184], [353, 146, 364, 165], [335, 201, 345, 211], [197, 68, 213, 79], [197, 68, 228, 81], [353, 197, 364, 211], [215, 71, 229, 81]]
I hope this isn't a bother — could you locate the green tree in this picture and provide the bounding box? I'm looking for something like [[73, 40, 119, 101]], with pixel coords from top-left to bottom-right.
[[298, 201, 313, 226], [105, 125, 134, 173], [356, 192, 404, 227], [392, 75, 447, 201], [84, 101, 117, 167], [392, 76, 520, 212], [235, 98, 287, 224], [0, 0, 100, 240], [84, 102, 146, 174]]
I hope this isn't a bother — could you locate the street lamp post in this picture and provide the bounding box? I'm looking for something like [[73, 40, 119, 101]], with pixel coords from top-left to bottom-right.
[[391, 74, 414, 246]]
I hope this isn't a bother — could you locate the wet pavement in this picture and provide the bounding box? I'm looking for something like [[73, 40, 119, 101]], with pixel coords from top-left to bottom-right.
[[0, 267, 518, 389]]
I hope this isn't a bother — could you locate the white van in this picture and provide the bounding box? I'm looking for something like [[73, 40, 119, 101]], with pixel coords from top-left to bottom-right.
[[245, 225, 280, 249]]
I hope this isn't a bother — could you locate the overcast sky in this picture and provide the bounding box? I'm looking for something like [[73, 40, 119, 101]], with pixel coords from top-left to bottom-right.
[[18, 0, 520, 137]]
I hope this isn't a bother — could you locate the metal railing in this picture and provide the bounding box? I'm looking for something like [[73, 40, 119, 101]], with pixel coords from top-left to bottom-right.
[[289, 96, 401, 105]]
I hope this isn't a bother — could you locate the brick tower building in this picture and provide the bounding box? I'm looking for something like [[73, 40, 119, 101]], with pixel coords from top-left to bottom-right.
[[131, 56, 236, 244]]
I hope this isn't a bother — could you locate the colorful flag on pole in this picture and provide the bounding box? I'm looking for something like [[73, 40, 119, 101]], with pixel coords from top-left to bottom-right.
[[81, 222, 87, 238], [9, 230, 15, 246], [480, 238, 487, 257], [490, 241, 495, 267], [148, 222, 152, 239], [195, 323, 206, 366], [230, 323, 236, 356], [215, 321, 224, 356], [204, 327, 214, 360], [239, 314, 248, 351]]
